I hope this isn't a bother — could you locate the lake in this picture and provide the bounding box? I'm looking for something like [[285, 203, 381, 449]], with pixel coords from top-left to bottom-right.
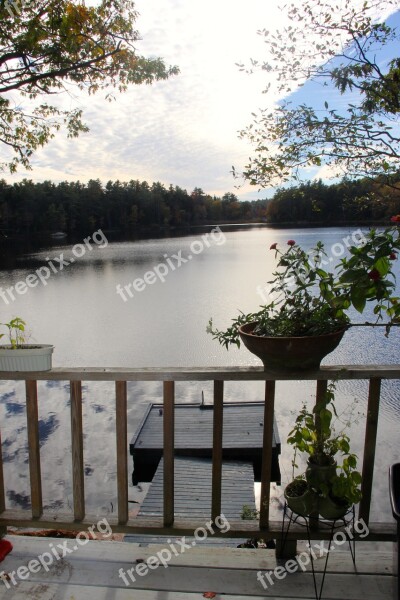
[[0, 225, 399, 522]]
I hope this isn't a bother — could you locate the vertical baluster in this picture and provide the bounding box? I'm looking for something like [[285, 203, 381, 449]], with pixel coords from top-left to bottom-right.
[[70, 381, 85, 521], [309, 379, 328, 531], [212, 380, 224, 522], [116, 381, 128, 524], [26, 380, 43, 519], [163, 381, 175, 527], [260, 380, 276, 529], [0, 428, 4, 514], [0, 426, 6, 537], [359, 377, 382, 525]]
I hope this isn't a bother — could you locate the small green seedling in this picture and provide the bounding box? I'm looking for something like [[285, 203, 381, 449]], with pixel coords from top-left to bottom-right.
[[0, 317, 27, 349]]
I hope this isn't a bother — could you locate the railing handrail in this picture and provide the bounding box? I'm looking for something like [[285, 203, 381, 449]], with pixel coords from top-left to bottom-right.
[[0, 364, 399, 381], [0, 364, 398, 543]]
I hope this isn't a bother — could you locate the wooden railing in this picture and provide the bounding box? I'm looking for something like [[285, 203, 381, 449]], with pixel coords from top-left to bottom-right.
[[0, 365, 398, 542]]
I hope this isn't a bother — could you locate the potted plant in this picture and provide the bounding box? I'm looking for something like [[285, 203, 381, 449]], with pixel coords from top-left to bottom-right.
[[207, 220, 400, 369], [0, 317, 54, 372], [284, 476, 317, 517], [286, 383, 362, 519]]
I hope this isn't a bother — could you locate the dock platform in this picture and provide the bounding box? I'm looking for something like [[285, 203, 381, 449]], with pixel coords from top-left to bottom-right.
[[138, 457, 256, 520], [129, 401, 281, 485]]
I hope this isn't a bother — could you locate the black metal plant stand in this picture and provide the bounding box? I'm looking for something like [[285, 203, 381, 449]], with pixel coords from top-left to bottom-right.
[[280, 503, 356, 600]]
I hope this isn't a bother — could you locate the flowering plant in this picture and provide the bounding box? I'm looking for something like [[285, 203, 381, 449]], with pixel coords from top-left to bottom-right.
[[208, 220, 400, 348]]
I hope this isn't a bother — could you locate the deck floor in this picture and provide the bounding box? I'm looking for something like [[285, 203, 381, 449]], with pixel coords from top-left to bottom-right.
[[0, 535, 394, 600]]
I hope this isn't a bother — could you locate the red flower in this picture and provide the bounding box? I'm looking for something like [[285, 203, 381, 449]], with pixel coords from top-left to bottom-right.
[[391, 215, 400, 222], [269, 243, 278, 250], [368, 268, 381, 281], [287, 239, 296, 246], [390, 252, 397, 260]]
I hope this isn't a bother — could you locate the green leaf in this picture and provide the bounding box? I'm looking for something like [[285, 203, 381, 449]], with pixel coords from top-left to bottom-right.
[[374, 256, 390, 277], [350, 286, 367, 313]]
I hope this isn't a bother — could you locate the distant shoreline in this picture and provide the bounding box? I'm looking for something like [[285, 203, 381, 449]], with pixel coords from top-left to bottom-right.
[[0, 219, 390, 247]]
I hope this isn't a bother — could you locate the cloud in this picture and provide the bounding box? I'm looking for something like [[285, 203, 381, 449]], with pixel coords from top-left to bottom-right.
[[6, 0, 395, 199], [2, 0, 279, 199]]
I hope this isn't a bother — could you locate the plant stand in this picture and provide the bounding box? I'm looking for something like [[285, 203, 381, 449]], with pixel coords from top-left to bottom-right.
[[279, 503, 355, 600]]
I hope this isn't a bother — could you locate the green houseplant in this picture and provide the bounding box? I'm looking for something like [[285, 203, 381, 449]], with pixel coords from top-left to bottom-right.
[[0, 317, 53, 372], [208, 220, 400, 369], [286, 383, 362, 519]]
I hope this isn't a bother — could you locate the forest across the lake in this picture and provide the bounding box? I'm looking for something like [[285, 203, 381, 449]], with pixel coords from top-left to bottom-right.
[[1, 173, 400, 239]]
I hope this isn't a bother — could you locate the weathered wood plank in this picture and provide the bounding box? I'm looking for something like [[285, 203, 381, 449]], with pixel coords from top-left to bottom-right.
[[0, 536, 393, 599], [163, 381, 174, 527], [0, 425, 5, 537], [3, 536, 394, 574], [212, 380, 224, 521], [260, 380, 275, 528], [0, 364, 399, 381], [359, 377, 382, 524], [0, 584, 264, 600], [70, 380, 85, 521], [116, 381, 128, 525], [0, 510, 396, 539], [25, 380, 42, 519], [139, 457, 255, 520], [309, 380, 328, 532]]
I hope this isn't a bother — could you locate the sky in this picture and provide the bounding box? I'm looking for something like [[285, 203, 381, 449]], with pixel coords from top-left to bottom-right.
[[1, 0, 399, 201]]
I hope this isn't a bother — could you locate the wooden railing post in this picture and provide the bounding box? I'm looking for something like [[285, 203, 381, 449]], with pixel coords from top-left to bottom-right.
[[0, 365, 396, 540], [116, 381, 128, 525], [163, 381, 175, 527], [309, 379, 328, 531], [0, 427, 6, 537], [212, 380, 224, 522], [25, 380, 43, 519], [359, 378, 382, 525], [70, 380, 85, 521], [259, 380, 276, 529]]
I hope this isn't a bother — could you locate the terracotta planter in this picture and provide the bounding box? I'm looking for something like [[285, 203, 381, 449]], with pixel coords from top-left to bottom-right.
[[238, 322, 346, 370], [0, 345, 54, 372]]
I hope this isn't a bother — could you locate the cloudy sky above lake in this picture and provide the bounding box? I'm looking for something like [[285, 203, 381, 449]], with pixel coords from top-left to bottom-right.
[[2, 0, 398, 200]]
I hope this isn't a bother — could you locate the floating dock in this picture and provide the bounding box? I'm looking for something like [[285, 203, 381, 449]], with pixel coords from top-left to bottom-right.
[[129, 401, 281, 485], [138, 456, 256, 520]]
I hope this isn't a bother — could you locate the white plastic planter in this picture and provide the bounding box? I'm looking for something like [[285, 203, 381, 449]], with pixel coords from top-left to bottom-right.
[[0, 345, 54, 372]]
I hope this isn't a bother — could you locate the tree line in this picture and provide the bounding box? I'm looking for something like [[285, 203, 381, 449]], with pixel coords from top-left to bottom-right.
[[1, 175, 400, 238], [0, 179, 267, 236], [265, 178, 400, 225]]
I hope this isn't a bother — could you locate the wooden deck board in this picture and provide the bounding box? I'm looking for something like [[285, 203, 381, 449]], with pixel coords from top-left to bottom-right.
[[139, 457, 256, 519], [0, 584, 282, 600], [0, 536, 394, 600]]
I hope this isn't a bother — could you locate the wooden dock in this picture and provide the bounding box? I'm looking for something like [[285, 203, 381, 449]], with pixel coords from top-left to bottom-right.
[[129, 401, 281, 485], [138, 457, 256, 520]]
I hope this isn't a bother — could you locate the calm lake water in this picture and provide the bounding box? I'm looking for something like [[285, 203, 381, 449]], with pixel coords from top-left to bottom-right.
[[0, 225, 399, 522]]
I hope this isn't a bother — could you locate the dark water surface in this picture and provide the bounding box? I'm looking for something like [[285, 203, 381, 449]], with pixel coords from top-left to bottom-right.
[[0, 226, 399, 521]]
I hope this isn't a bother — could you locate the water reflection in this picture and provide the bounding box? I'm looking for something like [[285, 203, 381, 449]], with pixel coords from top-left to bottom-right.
[[0, 226, 399, 522]]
